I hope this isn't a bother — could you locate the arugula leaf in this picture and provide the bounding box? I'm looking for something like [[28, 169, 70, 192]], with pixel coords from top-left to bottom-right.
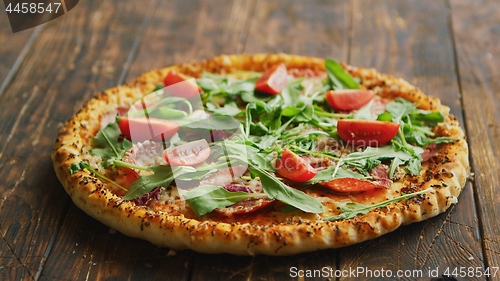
[[197, 75, 257, 96], [69, 162, 126, 191], [325, 58, 360, 90], [259, 135, 279, 150], [410, 110, 445, 127], [225, 78, 257, 94], [344, 144, 421, 164], [389, 157, 404, 179], [123, 165, 195, 200], [90, 122, 132, 160], [353, 99, 375, 120], [385, 98, 417, 123], [304, 165, 364, 185], [323, 188, 433, 221], [217, 140, 275, 171], [206, 102, 242, 116], [183, 185, 265, 216], [365, 158, 382, 171], [197, 79, 221, 92], [152, 84, 164, 92], [241, 91, 276, 103], [248, 163, 324, 214], [148, 107, 188, 119], [343, 144, 423, 177], [281, 78, 303, 107], [180, 116, 241, 130], [405, 158, 422, 175]]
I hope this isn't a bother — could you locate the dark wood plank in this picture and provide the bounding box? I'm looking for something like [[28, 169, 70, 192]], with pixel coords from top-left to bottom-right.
[[188, 1, 350, 280], [0, 1, 42, 96], [449, 0, 500, 274], [126, 0, 256, 81], [243, 0, 349, 58], [337, 0, 484, 280], [0, 0, 157, 280]]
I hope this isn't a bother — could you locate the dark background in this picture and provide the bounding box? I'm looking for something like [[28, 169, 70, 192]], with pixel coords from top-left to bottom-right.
[[0, 0, 498, 280]]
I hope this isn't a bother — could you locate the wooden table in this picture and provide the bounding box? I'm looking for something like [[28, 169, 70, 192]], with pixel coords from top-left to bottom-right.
[[0, 0, 498, 280]]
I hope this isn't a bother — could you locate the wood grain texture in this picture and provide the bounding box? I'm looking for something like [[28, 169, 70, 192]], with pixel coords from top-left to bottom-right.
[[450, 0, 500, 273], [126, 0, 256, 81], [337, 1, 484, 280], [0, 4, 41, 97], [244, 0, 349, 58], [0, 0, 156, 279]]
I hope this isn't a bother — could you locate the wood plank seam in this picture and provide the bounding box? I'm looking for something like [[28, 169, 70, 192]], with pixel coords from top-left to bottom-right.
[[0, 25, 43, 100], [116, 0, 159, 86], [445, 0, 492, 276], [33, 199, 72, 281]]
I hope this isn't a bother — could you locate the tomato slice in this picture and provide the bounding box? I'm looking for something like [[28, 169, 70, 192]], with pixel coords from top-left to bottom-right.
[[319, 178, 385, 192], [255, 63, 288, 95], [276, 148, 317, 182], [215, 197, 276, 216], [163, 70, 202, 99], [325, 89, 375, 111], [124, 167, 140, 183], [337, 119, 399, 146], [119, 116, 179, 142], [163, 139, 210, 166]]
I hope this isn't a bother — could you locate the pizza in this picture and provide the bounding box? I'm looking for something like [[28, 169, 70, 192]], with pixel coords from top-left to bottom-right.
[[52, 54, 469, 256]]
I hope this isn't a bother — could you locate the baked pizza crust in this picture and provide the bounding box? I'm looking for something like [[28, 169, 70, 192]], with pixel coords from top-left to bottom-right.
[[52, 54, 469, 255]]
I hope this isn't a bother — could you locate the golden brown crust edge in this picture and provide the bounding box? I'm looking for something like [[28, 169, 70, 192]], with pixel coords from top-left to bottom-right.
[[52, 53, 469, 256]]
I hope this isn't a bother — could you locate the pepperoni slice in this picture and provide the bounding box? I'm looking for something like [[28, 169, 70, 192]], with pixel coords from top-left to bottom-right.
[[319, 178, 385, 192]]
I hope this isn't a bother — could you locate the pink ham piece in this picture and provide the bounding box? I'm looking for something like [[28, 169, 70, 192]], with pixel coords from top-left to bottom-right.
[[422, 143, 438, 162], [369, 164, 392, 188], [199, 165, 247, 187]]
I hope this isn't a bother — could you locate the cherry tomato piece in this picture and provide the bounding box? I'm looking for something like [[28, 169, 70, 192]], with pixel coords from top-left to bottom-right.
[[325, 89, 375, 111], [163, 70, 202, 99], [119, 116, 179, 142], [319, 178, 385, 192], [163, 139, 210, 166], [124, 167, 140, 183], [276, 148, 317, 182], [215, 197, 276, 216], [337, 119, 399, 146], [255, 63, 288, 95]]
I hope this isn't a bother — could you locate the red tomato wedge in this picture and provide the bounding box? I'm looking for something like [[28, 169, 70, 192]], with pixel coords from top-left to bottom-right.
[[276, 148, 317, 182], [124, 167, 140, 183], [337, 119, 399, 146], [163, 70, 202, 99], [319, 178, 385, 192], [119, 116, 179, 142], [163, 139, 210, 166], [215, 197, 276, 216], [255, 63, 288, 95], [326, 89, 375, 111]]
